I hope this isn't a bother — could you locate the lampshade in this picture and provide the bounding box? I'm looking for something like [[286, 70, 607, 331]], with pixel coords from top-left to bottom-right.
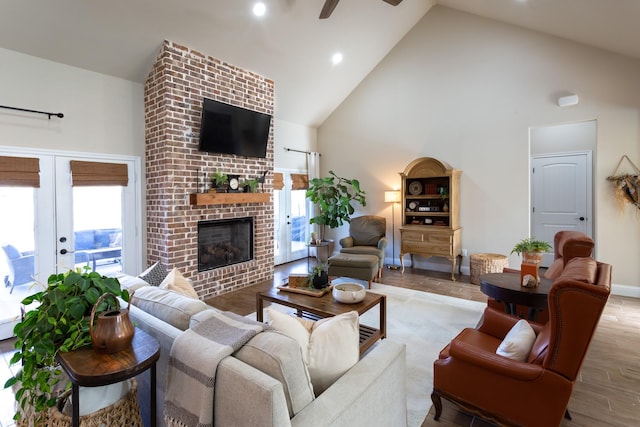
[[384, 190, 401, 203]]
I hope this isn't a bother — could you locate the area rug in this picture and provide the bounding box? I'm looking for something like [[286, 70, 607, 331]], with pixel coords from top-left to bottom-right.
[[251, 280, 485, 427]]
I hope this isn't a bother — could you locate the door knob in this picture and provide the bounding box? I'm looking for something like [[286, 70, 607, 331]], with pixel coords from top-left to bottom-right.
[[578, 217, 585, 221], [60, 249, 75, 255]]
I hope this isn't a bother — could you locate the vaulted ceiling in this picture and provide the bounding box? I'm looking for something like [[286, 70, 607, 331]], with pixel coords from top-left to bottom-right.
[[1, 0, 639, 127]]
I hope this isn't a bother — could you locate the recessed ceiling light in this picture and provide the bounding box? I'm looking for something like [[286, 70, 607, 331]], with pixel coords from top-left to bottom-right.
[[332, 52, 343, 65], [253, 2, 266, 17]]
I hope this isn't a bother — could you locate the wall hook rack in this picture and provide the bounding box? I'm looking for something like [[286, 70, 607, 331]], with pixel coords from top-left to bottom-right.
[[0, 104, 64, 119]]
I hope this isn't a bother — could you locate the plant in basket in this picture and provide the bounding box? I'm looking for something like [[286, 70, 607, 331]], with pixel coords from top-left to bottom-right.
[[3, 269, 130, 424]]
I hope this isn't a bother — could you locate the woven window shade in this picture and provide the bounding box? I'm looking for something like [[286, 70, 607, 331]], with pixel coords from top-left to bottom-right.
[[291, 173, 309, 190], [70, 161, 129, 186], [273, 172, 284, 190], [0, 156, 40, 187]]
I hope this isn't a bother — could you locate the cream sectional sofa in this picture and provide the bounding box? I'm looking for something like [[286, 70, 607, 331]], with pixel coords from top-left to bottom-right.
[[113, 272, 407, 427]]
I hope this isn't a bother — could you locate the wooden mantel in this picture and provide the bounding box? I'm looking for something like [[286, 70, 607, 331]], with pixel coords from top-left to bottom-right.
[[189, 192, 270, 206]]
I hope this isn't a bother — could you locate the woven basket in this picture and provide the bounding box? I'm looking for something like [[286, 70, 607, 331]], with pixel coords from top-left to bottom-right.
[[47, 379, 143, 427], [470, 253, 509, 285]]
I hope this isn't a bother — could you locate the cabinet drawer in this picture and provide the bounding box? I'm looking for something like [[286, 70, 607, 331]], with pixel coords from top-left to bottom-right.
[[401, 231, 453, 245], [402, 241, 452, 256], [401, 229, 454, 257]]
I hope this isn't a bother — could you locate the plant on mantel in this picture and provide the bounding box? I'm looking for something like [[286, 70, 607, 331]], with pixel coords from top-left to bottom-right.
[[209, 171, 228, 192], [4, 269, 129, 423], [240, 178, 259, 193]]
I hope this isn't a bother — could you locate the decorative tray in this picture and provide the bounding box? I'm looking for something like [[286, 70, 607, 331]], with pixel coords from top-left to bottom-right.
[[277, 283, 333, 297]]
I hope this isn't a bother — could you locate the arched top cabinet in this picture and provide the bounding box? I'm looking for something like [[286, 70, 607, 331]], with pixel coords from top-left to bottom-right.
[[399, 157, 462, 281]]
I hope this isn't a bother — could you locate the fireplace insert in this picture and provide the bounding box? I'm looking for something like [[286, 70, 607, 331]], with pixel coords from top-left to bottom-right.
[[198, 217, 254, 271]]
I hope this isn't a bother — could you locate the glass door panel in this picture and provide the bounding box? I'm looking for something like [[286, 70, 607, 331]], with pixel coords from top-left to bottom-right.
[[0, 187, 36, 291], [274, 171, 308, 265], [72, 186, 123, 274]]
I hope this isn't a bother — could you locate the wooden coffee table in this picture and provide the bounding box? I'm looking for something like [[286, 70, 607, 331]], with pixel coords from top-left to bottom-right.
[[256, 287, 386, 356]]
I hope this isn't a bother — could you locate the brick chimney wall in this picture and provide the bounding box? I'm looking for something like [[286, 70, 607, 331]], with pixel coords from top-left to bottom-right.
[[144, 40, 274, 299]]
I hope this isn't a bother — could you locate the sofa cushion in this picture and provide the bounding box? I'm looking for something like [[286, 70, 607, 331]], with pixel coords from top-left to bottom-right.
[[138, 261, 169, 286], [109, 272, 150, 292], [159, 268, 199, 299], [233, 331, 315, 417], [131, 286, 207, 331], [556, 257, 597, 284], [266, 308, 359, 395], [496, 319, 536, 362]]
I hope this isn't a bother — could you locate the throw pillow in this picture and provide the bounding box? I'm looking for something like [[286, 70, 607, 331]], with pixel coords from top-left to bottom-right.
[[159, 268, 199, 299], [138, 261, 168, 286], [266, 307, 359, 395], [496, 319, 537, 362]]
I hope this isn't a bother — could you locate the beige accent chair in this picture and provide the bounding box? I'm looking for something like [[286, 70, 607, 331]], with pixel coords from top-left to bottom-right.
[[339, 215, 388, 279]]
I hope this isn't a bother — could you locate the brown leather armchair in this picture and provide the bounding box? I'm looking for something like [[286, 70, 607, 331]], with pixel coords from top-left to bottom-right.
[[432, 258, 611, 427], [543, 230, 594, 279]]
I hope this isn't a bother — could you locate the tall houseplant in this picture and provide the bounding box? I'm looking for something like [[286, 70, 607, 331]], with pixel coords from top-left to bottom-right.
[[4, 269, 129, 423], [306, 170, 367, 241]]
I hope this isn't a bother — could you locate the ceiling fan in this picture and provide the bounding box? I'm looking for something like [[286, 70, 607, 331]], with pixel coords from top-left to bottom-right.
[[319, 0, 403, 19]]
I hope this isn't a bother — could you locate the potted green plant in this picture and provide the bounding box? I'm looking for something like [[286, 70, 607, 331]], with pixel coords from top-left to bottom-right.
[[241, 178, 259, 193], [305, 170, 367, 242], [308, 263, 329, 289], [210, 171, 228, 192], [511, 237, 552, 265], [4, 269, 130, 423]]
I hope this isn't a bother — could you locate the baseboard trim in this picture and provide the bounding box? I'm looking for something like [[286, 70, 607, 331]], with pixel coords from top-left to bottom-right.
[[611, 283, 640, 298]]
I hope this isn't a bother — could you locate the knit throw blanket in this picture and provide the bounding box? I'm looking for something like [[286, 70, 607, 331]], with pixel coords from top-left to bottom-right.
[[164, 311, 271, 427]]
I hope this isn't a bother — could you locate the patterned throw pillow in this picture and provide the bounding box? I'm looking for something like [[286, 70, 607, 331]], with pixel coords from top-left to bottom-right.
[[138, 261, 168, 286]]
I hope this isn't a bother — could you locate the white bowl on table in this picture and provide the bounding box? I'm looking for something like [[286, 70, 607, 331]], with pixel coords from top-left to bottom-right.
[[332, 282, 366, 304]]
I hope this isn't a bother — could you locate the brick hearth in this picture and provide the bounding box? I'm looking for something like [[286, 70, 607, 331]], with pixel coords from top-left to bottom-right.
[[144, 40, 274, 299]]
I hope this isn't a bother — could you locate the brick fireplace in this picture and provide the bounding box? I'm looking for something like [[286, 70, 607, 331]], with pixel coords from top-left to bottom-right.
[[144, 40, 274, 299]]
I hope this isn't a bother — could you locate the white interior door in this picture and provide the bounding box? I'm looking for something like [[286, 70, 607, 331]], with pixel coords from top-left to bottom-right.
[[531, 152, 592, 266]]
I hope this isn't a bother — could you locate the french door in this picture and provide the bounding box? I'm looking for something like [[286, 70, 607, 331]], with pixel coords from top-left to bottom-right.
[[0, 149, 140, 288], [274, 170, 309, 265]]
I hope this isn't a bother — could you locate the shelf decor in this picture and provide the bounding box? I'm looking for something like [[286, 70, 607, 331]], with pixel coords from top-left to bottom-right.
[[606, 155, 640, 212]]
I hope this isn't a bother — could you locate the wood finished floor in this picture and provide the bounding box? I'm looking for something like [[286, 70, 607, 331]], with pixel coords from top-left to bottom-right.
[[206, 259, 640, 427]]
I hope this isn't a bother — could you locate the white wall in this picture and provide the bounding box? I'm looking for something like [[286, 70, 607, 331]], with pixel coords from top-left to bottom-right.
[[274, 118, 318, 170], [0, 48, 144, 157], [318, 7, 640, 291]]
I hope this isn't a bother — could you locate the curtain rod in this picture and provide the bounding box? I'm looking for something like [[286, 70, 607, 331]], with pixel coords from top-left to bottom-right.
[[0, 105, 64, 119], [284, 147, 321, 156]]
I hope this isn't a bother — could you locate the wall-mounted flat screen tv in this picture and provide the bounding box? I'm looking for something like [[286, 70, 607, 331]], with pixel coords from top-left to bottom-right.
[[198, 98, 271, 158]]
